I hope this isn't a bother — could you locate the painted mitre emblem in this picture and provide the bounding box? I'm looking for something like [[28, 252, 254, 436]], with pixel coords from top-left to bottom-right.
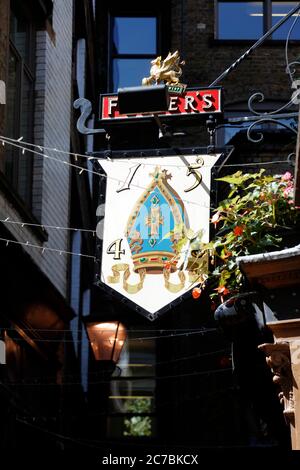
[[126, 166, 185, 273], [107, 166, 208, 295]]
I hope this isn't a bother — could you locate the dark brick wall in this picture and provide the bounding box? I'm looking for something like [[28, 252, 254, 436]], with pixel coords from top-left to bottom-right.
[[170, 0, 300, 107], [0, 0, 9, 171], [0, 0, 9, 151]]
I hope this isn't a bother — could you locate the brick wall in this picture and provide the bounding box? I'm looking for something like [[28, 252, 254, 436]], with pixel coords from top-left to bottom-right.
[[171, 0, 300, 106], [37, 0, 73, 296], [0, 0, 9, 171], [0, 0, 73, 298]]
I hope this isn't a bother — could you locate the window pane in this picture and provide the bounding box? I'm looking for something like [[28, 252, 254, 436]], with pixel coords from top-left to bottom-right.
[[20, 72, 34, 141], [113, 17, 156, 54], [10, 9, 31, 65], [5, 49, 19, 184], [218, 2, 263, 39], [17, 72, 33, 204], [272, 2, 300, 40], [107, 416, 157, 438], [113, 58, 153, 91]]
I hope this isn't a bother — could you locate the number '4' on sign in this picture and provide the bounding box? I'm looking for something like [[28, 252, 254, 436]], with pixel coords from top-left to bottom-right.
[[107, 239, 125, 260]]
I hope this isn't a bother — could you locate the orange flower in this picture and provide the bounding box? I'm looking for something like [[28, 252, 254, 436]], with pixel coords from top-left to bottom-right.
[[215, 286, 230, 296], [164, 262, 171, 270], [192, 287, 202, 299], [233, 225, 244, 237], [221, 250, 232, 260]]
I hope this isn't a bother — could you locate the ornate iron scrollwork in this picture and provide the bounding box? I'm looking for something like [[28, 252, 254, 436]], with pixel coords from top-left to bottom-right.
[[242, 12, 300, 143], [248, 92, 296, 117], [73, 98, 106, 135], [246, 117, 298, 143]]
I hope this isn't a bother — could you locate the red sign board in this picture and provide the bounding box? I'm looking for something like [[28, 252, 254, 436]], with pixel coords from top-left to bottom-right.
[[100, 88, 222, 121]]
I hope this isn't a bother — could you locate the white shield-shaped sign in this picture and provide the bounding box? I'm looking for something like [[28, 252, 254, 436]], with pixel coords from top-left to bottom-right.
[[97, 151, 228, 320]]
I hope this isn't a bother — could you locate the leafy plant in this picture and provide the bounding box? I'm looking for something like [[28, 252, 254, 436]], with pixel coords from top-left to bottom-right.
[[177, 169, 300, 305], [123, 398, 152, 437], [207, 169, 300, 302]]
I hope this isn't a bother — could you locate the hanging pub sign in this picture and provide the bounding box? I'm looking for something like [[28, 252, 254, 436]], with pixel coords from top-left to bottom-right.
[[96, 150, 231, 321], [74, 51, 228, 320], [100, 88, 222, 121]]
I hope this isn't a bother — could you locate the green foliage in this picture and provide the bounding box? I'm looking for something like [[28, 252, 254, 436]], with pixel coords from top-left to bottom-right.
[[159, 170, 299, 304], [175, 170, 300, 304], [123, 398, 152, 437], [208, 170, 300, 301]]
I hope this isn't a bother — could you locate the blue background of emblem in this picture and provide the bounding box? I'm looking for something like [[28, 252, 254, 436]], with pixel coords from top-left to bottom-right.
[[127, 185, 185, 254]]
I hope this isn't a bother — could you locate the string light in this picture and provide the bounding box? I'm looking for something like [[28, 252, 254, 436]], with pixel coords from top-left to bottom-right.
[[0, 237, 97, 261], [2, 327, 217, 342], [0, 217, 95, 234], [0, 134, 294, 169], [0, 326, 220, 333], [0, 137, 104, 179], [3, 328, 219, 343], [0, 136, 215, 209], [7, 366, 230, 386], [0, 135, 294, 212]]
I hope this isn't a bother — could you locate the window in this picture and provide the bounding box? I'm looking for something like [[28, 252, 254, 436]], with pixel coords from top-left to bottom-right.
[[271, 1, 300, 39], [217, 1, 300, 40], [5, 3, 36, 206], [110, 16, 158, 92], [107, 336, 156, 438]]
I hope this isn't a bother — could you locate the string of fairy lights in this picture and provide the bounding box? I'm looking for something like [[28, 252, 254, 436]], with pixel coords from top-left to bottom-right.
[[6, 367, 231, 386], [0, 237, 97, 260], [2, 327, 218, 342], [0, 134, 295, 168], [0, 134, 294, 261]]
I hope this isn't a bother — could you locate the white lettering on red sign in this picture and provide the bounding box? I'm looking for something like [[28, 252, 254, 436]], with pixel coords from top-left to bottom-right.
[[169, 95, 179, 111], [100, 89, 222, 120]]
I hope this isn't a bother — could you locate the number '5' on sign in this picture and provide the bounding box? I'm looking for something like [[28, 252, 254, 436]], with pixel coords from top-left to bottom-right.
[[107, 239, 125, 260]]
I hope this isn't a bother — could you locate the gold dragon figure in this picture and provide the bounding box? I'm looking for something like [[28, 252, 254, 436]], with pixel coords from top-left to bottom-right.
[[142, 50, 185, 86]]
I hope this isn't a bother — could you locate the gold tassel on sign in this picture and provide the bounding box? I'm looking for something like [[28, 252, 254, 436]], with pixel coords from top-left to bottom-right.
[[107, 264, 146, 294], [163, 269, 185, 293]]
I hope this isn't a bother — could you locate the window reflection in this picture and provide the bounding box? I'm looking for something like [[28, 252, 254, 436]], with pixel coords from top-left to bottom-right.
[[113, 58, 153, 90], [272, 2, 300, 39], [5, 5, 35, 207], [218, 2, 263, 39], [113, 17, 156, 54], [107, 336, 156, 438], [217, 1, 300, 40], [10, 10, 31, 66], [111, 16, 157, 92]]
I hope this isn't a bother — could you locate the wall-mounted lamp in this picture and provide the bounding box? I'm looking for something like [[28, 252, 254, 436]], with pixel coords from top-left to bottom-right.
[[84, 318, 126, 374]]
